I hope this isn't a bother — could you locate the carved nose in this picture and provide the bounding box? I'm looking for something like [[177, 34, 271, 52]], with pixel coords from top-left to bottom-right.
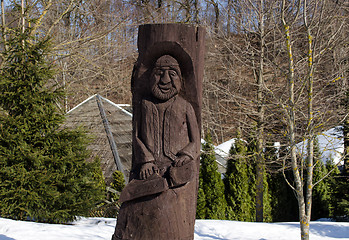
[[160, 71, 171, 84]]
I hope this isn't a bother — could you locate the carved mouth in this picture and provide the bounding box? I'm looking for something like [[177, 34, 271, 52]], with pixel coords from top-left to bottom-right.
[[152, 85, 178, 101], [159, 85, 172, 93]]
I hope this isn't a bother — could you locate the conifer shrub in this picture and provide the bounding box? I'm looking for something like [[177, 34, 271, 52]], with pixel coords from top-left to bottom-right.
[[89, 170, 124, 218], [0, 28, 104, 223], [268, 144, 299, 222], [311, 137, 332, 220], [331, 171, 349, 221], [110, 170, 125, 201], [196, 132, 227, 219], [224, 133, 255, 221]]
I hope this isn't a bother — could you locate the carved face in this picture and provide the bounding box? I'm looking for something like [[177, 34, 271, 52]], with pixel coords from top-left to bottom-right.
[[151, 55, 182, 101]]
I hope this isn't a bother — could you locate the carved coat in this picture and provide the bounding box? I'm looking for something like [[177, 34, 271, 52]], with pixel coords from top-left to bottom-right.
[[134, 95, 199, 170], [113, 95, 200, 240]]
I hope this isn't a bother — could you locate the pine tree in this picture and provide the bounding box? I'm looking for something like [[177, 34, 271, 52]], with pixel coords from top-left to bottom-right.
[[110, 170, 125, 201], [224, 132, 255, 221], [332, 177, 349, 221], [196, 132, 227, 219], [0, 28, 104, 223], [196, 178, 206, 219], [111, 170, 126, 192], [330, 88, 349, 220], [268, 145, 299, 222], [311, 137, 331, 220], [331, 153, 349, 221], [324, 158, 341, 219], [261, 142, 275, 222]]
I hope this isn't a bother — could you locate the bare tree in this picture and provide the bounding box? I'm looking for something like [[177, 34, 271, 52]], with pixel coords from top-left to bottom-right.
[[278, 0, 347, 239]]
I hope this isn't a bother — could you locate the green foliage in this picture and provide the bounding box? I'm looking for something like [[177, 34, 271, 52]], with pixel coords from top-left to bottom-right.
[[263, 143, 280, 222], [89, 170, 124, 218], [331, 165, 349, 221], [262, 171, 273, 222], [268, 145, 299, 222], [268, 170, 299, 222], [196, 181, 206, 219], [312, 161, 331, 220], [311, 137, 332, 220], [269, 138, 339, 222], [110, 170, 125, 201], [196, 132, 227, 219], [111, 170, 126, 192], [92, 156, 107, 193], [332, 177, 349, 221], [0, 28, 104, 223], [224, 132, 255, 222], [343, 91, 349, 176]]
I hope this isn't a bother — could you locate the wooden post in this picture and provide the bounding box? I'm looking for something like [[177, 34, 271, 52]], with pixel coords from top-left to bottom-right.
[[133, 24, 205, 129], [113, 24, 205, 240]]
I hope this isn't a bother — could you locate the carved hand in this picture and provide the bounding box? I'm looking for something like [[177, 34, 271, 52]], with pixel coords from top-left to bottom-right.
[[173, 155, 192, 167], [139, 162, 159, 180]]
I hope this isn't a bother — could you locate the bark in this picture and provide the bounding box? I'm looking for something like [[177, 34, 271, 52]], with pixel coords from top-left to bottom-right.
[[255, 0, 265, 223], [304, 0, 315, 236], [281, 0, 309, 239], [113, 24, 205, 240]]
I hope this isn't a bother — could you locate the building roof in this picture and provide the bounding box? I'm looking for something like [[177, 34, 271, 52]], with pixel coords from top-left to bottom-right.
[[63, 94, 132, 185]]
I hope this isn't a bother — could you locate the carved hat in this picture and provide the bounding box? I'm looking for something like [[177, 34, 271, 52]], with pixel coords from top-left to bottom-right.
[[154, 55, 181, 78]]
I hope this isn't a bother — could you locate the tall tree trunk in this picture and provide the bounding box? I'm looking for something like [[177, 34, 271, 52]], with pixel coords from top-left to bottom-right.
[[21, 0, 25, 33], [344, 105, 349, 175], [281, 0, 309, 239], [255, 0, 265, 223], [304, 0, 315, 235]]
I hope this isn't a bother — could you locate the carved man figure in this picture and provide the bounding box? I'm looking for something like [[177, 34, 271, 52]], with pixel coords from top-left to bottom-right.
[[135, 55, 199, 181], [112, 55, 200, 240]]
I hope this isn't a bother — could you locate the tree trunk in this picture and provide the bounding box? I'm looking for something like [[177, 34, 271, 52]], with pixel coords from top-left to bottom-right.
[[281, 1, 309, 239], [255, 0, 265, 223], [304, 0, 314, 235], [113, 24, 205, 240]]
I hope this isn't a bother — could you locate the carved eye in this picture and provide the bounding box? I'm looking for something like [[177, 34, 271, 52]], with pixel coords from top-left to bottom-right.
[[169, 70, 177, 77], [155, 69, 163, 76]]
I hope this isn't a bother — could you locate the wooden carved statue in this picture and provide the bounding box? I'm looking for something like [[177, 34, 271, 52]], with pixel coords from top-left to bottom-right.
[[112, 24, 205, 240]]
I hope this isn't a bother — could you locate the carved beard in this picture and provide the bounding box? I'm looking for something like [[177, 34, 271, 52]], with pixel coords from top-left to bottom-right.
[[151, 84, 178, 101]]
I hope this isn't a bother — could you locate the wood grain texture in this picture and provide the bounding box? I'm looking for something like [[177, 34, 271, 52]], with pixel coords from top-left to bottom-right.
[[112, 24, 205, 240]]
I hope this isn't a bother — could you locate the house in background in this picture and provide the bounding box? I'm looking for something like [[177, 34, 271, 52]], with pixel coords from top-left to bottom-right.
[[61, 94, 132, 186]]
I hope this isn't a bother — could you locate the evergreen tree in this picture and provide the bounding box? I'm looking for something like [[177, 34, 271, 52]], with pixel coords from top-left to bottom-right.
[[330, 88, 349, 221], [111, 170, 126, 192], [343, 91, 349, 176], [197, 132, 227, 219], [311, 137, 331, 220], [0, 28, 104, 223], [110, 170, 125, 201], [260, 142, 274, 222], [196, 178, 206, 219], [224, 132, 255, 221], [324, 158, 341, 219], [331, 154, 349, 221], [331, 176, 349, 221], [330, 123, 349, 221], [268, 145, 299, 222]]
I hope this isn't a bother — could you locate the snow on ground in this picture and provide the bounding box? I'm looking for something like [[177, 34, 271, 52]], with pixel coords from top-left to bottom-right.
[[0, 217, 348, 240]]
